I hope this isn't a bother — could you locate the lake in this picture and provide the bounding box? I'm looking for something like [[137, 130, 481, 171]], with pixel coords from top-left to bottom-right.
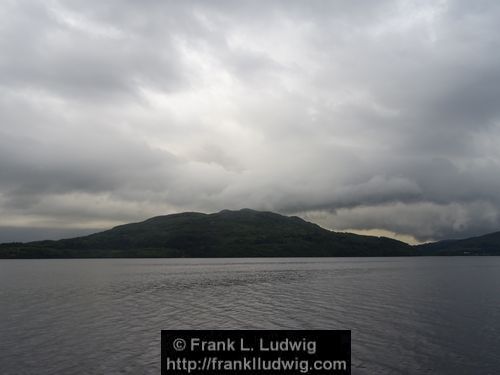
[[1, 257, 499, 374]]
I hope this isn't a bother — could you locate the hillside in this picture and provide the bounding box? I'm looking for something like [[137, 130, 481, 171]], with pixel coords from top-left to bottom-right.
[[417, 231, 500, 255], [0, 209, 414, 258]]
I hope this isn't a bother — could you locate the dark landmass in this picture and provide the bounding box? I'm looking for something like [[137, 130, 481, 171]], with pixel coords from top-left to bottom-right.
[[417, 231, 500, 256], [0, 209, 413, 258], [0, 209, 498, 258]]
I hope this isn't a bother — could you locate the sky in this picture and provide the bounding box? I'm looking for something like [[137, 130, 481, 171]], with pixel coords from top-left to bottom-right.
[[1, 0, 500, 244]]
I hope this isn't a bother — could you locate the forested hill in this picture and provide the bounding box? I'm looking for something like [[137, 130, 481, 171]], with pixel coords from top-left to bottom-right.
[[417, 231, 500, 255], [0, 209, 414, 258]]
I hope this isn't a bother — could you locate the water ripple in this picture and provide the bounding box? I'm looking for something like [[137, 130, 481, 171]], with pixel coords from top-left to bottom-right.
[[1, 257, 500, 374]]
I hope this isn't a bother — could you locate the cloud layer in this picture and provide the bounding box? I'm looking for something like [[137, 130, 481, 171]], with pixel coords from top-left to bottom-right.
[[1, 0, 500, 242]]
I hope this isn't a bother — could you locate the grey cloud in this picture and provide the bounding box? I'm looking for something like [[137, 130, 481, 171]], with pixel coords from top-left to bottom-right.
[[0, 0, 186, 101], [1, 0, 500, 242], [0, 226, 99, 243], [303, 201, 500, 243]]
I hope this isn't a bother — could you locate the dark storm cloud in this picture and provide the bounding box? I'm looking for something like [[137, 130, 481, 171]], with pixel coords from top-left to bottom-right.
[[1, 0, 500, 242]]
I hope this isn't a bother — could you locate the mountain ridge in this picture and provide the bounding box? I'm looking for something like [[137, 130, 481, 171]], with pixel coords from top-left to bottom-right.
[[1, 209, 499, 258]]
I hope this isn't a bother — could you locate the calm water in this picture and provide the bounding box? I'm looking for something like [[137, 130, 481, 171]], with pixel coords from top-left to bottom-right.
[[1, 257, 499, 374]]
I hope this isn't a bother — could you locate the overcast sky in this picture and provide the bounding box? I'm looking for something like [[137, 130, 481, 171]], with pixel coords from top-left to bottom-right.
[[1, 0, 500, 244]]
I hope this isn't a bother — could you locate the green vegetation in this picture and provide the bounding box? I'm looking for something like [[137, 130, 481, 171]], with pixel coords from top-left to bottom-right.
[[0, 209, 414, 258], [1, 209, 498, 258]]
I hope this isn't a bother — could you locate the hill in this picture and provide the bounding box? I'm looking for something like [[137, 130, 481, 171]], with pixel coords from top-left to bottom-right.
[[0, 209, 414, 258], [417, 231, 500, 255]]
